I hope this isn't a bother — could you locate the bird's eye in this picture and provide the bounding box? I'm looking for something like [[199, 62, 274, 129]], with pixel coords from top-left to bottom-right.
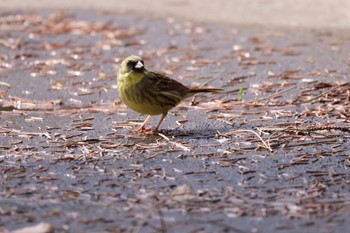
[[126, 61, 136, 70]]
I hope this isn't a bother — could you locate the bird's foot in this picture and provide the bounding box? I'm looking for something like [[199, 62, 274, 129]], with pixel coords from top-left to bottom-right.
[[143, 129, 159, 135], [131, 126, 158, 135], [131, 127, 150, 132]]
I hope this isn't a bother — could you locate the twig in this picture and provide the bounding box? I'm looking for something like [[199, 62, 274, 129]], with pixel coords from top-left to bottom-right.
[[158, 133, 191, 151], [258, 125, 350, 133], [297, 81, 350, 104], [270, 139, 338, 148], [253, 85, 297, 102], [220, 129, 273, 152], [198, 75, 222, 88]]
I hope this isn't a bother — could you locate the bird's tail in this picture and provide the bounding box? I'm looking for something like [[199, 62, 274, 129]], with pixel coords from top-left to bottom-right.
[[181, 87, 222, 99], [189, 88, 223, 94]]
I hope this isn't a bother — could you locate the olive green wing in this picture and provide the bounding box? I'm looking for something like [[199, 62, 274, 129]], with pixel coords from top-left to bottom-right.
[[142, 71, 191, 107]]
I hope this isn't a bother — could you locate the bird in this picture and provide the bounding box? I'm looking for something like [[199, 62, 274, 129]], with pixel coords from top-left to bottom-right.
[[117, 55, 221, 133]]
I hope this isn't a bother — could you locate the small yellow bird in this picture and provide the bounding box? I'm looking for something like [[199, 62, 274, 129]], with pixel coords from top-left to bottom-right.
[[117, 55, 221, 133]]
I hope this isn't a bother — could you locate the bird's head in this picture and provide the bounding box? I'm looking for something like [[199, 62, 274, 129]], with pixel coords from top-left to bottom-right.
[[121, 55, 146, 74]]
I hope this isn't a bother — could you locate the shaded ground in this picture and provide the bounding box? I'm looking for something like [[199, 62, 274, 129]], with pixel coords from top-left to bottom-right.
[[0, 10, 350, 233]]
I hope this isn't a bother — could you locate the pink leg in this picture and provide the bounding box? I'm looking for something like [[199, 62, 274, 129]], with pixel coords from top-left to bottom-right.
[[131, 115, 152, 132], [153, 113, 167, 133], [131, 113, 168, 134]]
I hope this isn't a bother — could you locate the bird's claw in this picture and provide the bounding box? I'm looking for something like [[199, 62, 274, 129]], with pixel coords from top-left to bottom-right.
[[143, 130, 159, 135], [131, 126, 158, 135]]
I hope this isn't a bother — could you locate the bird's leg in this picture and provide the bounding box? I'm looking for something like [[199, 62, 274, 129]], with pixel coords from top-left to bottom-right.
[[131, 115, 152, 132], [131, 113, 167, 134], [153, 113, 167, 133]]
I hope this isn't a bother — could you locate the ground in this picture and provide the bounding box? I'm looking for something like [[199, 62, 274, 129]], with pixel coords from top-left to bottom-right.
[[0, 2, 350, 233]]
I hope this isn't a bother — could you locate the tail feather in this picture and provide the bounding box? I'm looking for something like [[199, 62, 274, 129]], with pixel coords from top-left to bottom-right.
[[190, 88, 223, 94]]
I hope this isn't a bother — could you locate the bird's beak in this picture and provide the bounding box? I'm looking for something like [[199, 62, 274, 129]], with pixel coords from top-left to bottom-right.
[[135, 61, 144, 69]]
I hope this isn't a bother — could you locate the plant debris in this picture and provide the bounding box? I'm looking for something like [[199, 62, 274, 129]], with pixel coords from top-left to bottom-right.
[[0, 10, 349, 233]]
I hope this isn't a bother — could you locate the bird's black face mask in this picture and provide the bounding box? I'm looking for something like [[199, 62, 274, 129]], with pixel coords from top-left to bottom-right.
[[127, 60, 145, 73]]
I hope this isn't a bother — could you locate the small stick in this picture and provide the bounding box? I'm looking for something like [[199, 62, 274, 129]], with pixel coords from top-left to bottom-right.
[[298, 81, 350, 104]]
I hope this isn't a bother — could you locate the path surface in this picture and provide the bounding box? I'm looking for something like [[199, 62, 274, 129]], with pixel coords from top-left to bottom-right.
[[1, 0, 350, 29], [0, 2, 350, 233]]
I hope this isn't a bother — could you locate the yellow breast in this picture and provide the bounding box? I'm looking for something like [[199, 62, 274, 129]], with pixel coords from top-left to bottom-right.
[[118, 72, 170, 115]]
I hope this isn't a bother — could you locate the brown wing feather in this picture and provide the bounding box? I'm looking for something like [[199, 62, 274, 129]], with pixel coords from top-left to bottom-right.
[[141, 70, 222, 107], [146, 71, 190, 93], [134, 71, 186, 110]]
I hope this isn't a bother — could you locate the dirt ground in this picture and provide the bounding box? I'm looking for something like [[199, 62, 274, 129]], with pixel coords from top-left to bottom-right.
[[0, 3, 350, 233]]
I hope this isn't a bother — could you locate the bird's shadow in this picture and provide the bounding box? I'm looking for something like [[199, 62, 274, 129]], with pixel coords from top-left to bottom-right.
[[139, 125, 230, 141], [159, 127, 221, 139]]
